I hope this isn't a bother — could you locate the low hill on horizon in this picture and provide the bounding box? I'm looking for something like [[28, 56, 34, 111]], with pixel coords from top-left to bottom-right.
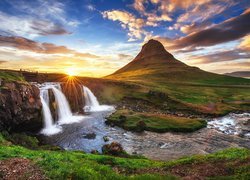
[[225, 71, 250, 78]]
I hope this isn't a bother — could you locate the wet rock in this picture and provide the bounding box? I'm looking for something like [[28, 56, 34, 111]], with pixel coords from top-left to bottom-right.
[[0, 81, 42, 132], [103, 136, 109, 142], [91, 150, 99, 154], [61, 83, 84, 113], [135, 120, 146, 132], [83, 133, 96, 139], [102, 142, 126, 156]]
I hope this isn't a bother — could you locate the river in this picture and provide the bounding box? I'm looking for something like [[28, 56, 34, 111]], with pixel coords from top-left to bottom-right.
[[42, 110, 250, 161]]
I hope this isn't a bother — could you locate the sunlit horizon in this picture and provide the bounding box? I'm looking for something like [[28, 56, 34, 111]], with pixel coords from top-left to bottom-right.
[[0, 0, 249, 77]]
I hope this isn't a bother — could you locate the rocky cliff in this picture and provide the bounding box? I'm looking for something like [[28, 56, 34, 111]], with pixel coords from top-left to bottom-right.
[[0, 79, 42, 132]]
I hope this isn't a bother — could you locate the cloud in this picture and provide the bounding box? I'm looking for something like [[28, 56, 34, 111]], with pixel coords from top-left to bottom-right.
[[118, 54, 133, 60], [0, 60, 7, 64], [0, 0, 80, 38], [6, 0, 79, 27], [180, 21, 213, 34], [0, 12, 69, 38], [191, 49, 250, 64], [171, 9, 250, 49], [133, 0, 172, 26], [102, 10, 147, 41], [238, 35, 250, 51], [177, 0, 233, 23], [0, 35, 99, 59], [86, 4, 96, 11]]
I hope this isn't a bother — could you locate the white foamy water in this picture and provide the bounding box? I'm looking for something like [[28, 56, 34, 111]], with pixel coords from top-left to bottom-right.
[[40, 92, 61, 136], [208, 113, 250, 137], [83, 86, 114, 112], [38, 82, 84, 136]]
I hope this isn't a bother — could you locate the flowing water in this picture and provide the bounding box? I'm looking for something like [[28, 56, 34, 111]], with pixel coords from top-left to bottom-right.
[[83, 86, 114, 112], [39, 88, 61, 136], [42, 110, 250, 160], [38, 82, 84, 135], [39, 82, 250, 160]]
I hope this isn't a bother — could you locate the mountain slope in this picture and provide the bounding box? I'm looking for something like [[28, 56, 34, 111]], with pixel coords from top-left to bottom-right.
[[104, 39, 250, 115], [106, 39, 250, 86]]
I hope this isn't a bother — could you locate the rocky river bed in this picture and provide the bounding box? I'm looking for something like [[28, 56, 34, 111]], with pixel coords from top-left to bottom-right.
[[42, 111, 250, 161]]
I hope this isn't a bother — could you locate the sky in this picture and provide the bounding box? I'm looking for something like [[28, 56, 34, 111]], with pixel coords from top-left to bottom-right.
[[0, 0, 249, 77]]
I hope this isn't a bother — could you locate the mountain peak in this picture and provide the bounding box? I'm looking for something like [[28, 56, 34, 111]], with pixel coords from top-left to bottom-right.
[[133, 39, 173, 61]]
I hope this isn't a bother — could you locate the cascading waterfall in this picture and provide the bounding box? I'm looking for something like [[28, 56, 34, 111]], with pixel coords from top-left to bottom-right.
[[41, 88, 49, 105], [40, 89, 61, 135], [39, 82, 84, 135], [52, 87, 73, 124], [83, 86, 114, 112], [83, 86, 100, 110]]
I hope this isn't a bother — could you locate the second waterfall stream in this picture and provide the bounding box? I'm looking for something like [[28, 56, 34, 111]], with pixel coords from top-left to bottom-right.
[[83, 86, 114, 112]]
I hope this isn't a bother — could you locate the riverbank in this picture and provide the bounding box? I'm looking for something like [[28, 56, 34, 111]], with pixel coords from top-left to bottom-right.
[[0, 133, 249, 179]]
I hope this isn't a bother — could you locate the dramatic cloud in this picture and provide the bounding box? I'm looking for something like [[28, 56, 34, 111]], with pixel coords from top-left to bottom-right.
[[0, 12, 69, 38], [238, 35, 250, 51], [191, 50, 250, 64], [180, 21, 213, 34], [172, 9, 250, 49], [0, 36, 99, 59], [0, 0, 79, 38], [177, 0, 232, 23], [5, 0, 79, 27]]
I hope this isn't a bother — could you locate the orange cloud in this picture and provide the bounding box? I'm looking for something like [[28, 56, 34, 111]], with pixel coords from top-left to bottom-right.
[[238, 35, 250, 51]]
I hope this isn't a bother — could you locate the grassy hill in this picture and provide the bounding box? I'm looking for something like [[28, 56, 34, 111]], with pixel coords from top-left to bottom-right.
[[104, 40, 250, 116]]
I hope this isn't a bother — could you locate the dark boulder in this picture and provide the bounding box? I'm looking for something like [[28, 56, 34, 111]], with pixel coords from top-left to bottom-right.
[[0, 81, 42, 132], [82, 133, 96, 139], [102, 142, 127, 156]]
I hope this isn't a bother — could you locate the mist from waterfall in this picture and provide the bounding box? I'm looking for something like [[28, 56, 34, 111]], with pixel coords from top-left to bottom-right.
[[83, 86, 114, 112]]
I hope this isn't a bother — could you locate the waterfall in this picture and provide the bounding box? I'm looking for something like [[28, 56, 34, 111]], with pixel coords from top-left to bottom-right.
[[83, 86, 100, 109], [39, 82, 84, 135], [41, 88, 49, 105], [40, 89, 61, 136], [83, 86, 114, 112], [52, 87, 73, 124]]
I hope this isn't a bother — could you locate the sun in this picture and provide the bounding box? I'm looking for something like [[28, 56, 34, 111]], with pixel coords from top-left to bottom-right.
[[65, 67, 77, 77]]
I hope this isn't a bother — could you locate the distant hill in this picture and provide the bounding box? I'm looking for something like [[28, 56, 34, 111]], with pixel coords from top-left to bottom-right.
[[106, 39, 250, 86], [224, 71, 250, 78]]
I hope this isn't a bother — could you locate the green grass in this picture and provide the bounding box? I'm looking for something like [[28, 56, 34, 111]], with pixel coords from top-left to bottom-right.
[[106, 110, 207, 133], [79, 75, 250, 116], [0, 135, 249, 180], [0, 71, 25, 82]]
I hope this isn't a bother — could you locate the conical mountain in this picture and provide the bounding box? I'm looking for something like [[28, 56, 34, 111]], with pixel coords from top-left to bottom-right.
[[111, 39, 187, 76], [106, 39, 249, 85]]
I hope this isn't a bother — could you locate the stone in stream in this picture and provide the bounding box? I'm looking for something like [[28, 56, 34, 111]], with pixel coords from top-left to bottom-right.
[[103, 136, 109, 142], [82, 133, 96, 139], [102, 142, 126, 156]]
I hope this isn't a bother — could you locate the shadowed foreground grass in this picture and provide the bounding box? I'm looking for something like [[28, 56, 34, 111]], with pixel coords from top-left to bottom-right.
[[0, 134, 249, 179]]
